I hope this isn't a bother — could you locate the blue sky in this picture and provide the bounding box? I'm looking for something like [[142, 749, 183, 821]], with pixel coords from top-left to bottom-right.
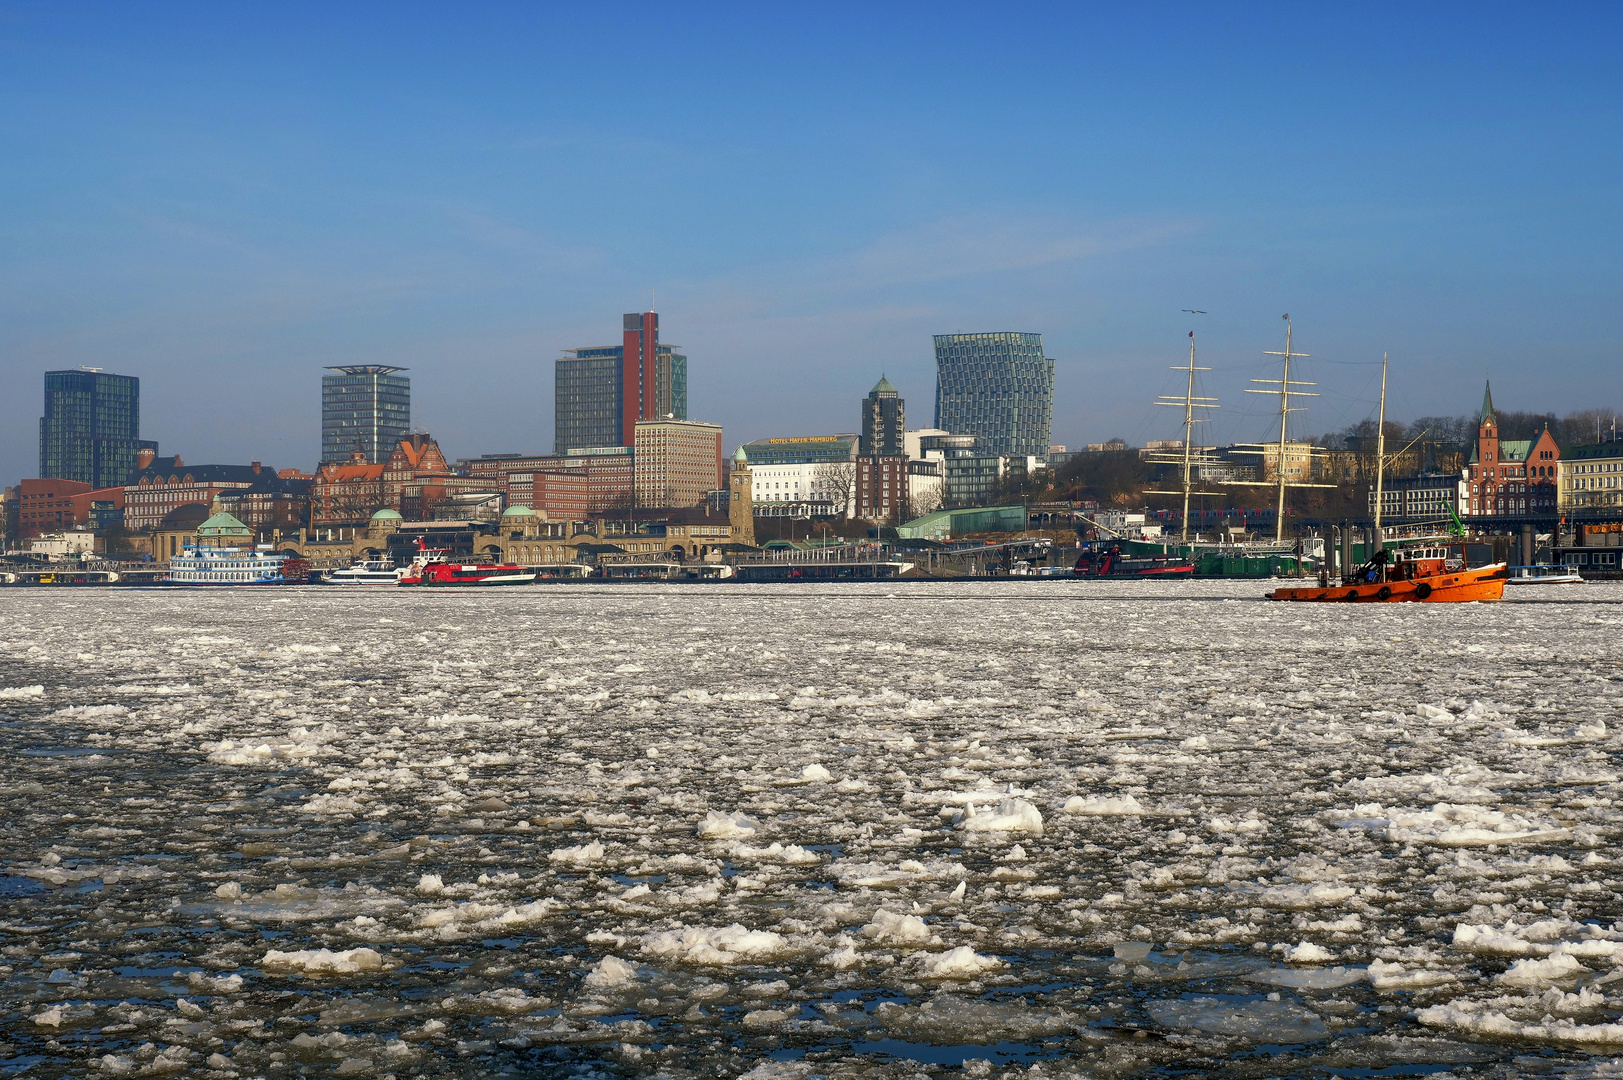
[[2, 3, 1620, 480]]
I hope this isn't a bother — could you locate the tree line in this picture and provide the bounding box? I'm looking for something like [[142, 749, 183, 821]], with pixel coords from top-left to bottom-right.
[[1318, 407, 1621, 454]]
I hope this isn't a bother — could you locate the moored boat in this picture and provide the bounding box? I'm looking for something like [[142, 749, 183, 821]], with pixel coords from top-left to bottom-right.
[[397, 543, 536, 587], [164, 544, 309, 586], [1074, 543, 1195, 579], [321, 556, 406, 585], [1505, 564, 1584, 586]]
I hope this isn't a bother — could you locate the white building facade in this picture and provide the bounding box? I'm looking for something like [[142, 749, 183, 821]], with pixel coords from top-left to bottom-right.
[[748, 461, 854, 517]]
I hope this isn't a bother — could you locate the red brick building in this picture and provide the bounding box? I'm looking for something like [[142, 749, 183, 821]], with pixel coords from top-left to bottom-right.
[[311, 458, 386, 527], [460, 449, 635, 519], [856, 457, 909, 522], [1464, 383, 1561, 518], [16, 478, 126, 539], [313, 434, 489, 527], [124, 456, 286, 532], [214, 474, 314, 536]]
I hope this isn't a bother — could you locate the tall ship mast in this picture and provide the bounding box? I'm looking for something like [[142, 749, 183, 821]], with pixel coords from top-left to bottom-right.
[[1233, 315, 1335, 540], [1266, 348, 1510, 603], [1373, 351, 1388, 542], [1145, 331, 1221, 542]]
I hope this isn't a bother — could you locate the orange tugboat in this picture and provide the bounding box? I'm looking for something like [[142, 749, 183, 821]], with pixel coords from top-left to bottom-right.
[[1266, 353, 1505, 602], [1267, 543, 1506, 603]]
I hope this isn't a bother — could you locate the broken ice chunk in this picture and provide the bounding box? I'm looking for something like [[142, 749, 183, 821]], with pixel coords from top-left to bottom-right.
[[1367, 959, 1459, 990], [916, 946, 1005, 978], [1060, 794, 1145, 816], [261, 947, 386, 974], [954, 798, 1043, 835], [1146, 996, 1328, 1040], [549, 841, 606, 865], [862, 910, 933, 944], [1244, 966, 1366, 990], [1497, 951, 1588, 986], [641, 924, 789, 965], [697, 810, 762, 839], [583, 954, 640, 988], [1283, 941, 1336, 964], [1113, 941, 1153, 962]]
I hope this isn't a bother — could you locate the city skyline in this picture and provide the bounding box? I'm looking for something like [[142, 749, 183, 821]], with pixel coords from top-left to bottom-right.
[[2, 6, 1621, 486]]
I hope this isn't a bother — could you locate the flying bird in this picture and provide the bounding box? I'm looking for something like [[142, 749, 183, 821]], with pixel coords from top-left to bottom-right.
[[1182, 309, 1207, 314]]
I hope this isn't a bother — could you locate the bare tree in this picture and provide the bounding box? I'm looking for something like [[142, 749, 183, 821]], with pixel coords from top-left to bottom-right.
[[313, 478, 386, 529], [907, 485, 943, 520], [814, 462, 858, 519]]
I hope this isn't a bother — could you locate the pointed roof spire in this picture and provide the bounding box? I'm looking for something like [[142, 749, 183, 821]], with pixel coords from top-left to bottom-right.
[[870, 374, 898, 397], [1480, 380, 1496, 425]]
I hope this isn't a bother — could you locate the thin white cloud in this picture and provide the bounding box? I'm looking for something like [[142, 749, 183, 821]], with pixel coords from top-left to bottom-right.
[[669, 210, 1198, 320]]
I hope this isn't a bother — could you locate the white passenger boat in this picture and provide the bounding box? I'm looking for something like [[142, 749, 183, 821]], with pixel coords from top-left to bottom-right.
[[321, 557, 406, 585], [1505, 564, 1584, 586], [164, 545, 309, 585]]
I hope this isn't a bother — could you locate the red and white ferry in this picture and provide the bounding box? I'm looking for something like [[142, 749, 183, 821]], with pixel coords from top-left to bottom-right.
[[397, 541, 537, 587]]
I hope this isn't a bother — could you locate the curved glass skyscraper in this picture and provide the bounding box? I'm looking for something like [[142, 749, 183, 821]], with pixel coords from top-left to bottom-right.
[[932, 332, 1054, 457]]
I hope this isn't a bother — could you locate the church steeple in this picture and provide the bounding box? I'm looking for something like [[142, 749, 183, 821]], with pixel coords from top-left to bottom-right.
[[1479, 380, 1496, 426]]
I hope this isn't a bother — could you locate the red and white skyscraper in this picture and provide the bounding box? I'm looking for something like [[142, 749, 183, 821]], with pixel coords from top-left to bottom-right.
[[554, 311, 688, 454], [621, 311, 659, 445]]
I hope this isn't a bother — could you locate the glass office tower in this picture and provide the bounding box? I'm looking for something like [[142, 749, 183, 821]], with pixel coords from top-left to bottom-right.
[[932, 332, 1055, 457], [554, 313, 687, 455], [554, 348, 625, 455], [321, 366, 411, 465], [39, 368, 156, 488]]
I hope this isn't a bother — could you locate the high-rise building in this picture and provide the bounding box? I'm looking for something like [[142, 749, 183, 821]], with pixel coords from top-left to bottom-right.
[[859, 376, 905, 457], [554, 312, 687, 454], [932, 332, 1055, 457], [554, 349, 623, 455], [39, 369, 157, 489], [634, 419, 721, 510], [856, 376, 909, 522], [321, 366, 411, 465]]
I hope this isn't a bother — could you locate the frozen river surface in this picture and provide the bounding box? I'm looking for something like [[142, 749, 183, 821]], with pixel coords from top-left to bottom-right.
[[3, 582, 1623, 1079]]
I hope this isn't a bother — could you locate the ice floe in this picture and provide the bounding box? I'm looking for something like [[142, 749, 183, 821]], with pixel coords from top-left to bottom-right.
[[6, 580, 1623, 1076]]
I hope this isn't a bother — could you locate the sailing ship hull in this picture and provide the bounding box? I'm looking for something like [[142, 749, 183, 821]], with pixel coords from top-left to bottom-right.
[[1266, 563, 1507, 603], [1073, 552, 1195, 579]]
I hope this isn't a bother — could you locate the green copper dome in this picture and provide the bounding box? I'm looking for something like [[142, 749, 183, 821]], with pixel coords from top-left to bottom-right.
[[196, 511, 251, 537]]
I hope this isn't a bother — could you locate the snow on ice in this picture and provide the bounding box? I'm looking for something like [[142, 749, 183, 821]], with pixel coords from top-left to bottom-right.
[[2, 580, 1623, 1078]]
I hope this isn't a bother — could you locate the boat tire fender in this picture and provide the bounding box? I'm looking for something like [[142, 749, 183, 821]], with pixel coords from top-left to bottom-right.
[[1414, 582, 1432, 599], [1376, 586, 1392, 600], [1344, 591, 1359, 602]]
